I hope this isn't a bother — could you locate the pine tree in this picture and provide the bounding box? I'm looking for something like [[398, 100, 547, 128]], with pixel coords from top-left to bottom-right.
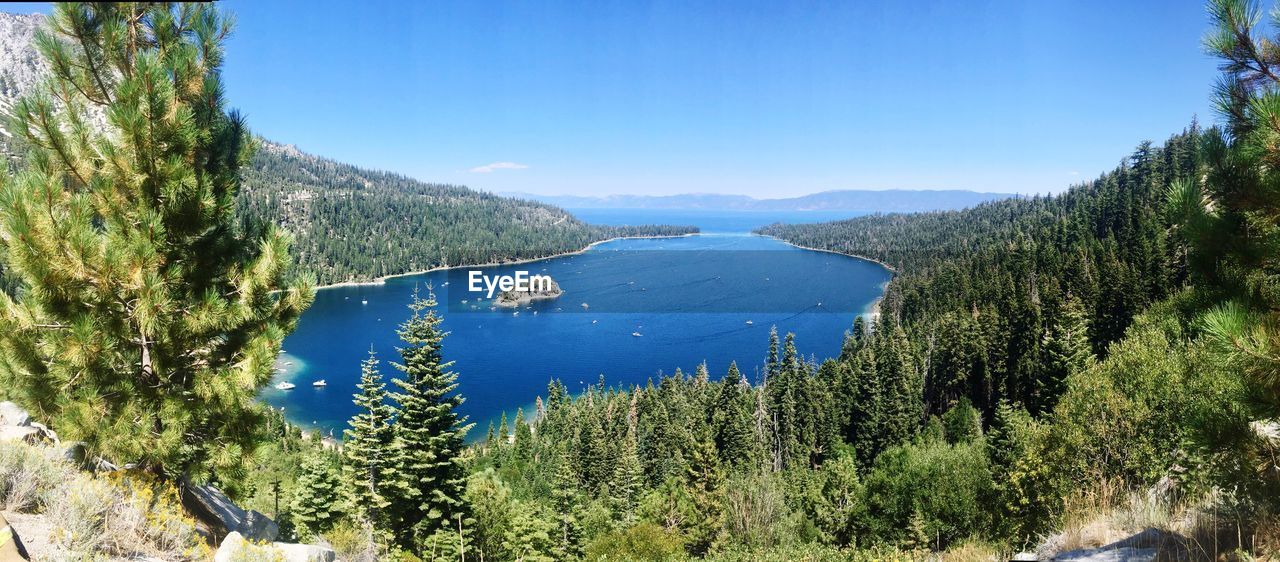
[[385, 291, 472, 550], [0, 3, 313, 479], [1168, 0, 1280, 494], [1035, 294, 1092, 414], [683, 418, 726, 556], [342, 350, 394, 528], [292, 450, 343, 540], [711, 362, 756, 467]]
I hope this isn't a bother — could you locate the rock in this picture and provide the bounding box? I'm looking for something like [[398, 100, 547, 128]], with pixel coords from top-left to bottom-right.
[[181, 480, 279, 542], [0, 513, 30, 561], [61, 442, 86, 465], [0, 403, 29, 427], [214, 532, 336, 562], [1054, 546, 1157, 562], [239, 510, 280, 546], [273, 542, 336, 562], [0, 427, 46, 445], [26, 423, 54, 444]]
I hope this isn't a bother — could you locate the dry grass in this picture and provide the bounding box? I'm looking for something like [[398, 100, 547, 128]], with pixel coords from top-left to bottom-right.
[[0, 441, 211, 561], [1039, 479, 1267, 562]]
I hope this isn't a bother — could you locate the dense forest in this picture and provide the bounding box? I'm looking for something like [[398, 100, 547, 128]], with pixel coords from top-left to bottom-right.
[[4, 1, 1280, 561], [237, 143, 696, 285]]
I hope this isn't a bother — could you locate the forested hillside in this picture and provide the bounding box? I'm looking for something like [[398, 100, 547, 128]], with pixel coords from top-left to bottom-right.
[[238, 142, 695, 285], [759, 128, 1200, 395], [0, 11, 694, 288]]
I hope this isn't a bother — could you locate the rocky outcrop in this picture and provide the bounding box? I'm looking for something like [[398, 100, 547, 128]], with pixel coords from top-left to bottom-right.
[[0, 404, 54, 445], [180, 480, 279, 543], [0, 513, 29, 561], [214, 532, 336, 562]]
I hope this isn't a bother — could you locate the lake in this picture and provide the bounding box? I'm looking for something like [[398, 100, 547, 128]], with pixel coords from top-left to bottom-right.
[[264, 209, 888, 440]]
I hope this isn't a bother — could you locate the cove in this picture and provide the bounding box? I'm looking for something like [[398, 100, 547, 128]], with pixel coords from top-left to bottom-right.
[[264, 218, 890, 440]]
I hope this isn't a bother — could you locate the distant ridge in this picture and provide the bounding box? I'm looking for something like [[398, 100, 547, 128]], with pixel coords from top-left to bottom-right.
[[502, 189, 1016, 213]]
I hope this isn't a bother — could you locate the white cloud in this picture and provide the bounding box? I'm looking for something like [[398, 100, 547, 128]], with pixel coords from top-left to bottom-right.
[[470, 162, 529, 173]]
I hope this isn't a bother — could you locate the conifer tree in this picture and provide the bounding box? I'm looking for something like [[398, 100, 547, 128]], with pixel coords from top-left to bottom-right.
[[1035, 295, 1092, 414], [683, 417, 726, 556], [292, 450, 343, 540], [0, 3, 313, 479], [711, 362, 756, 467], [1168, 0, 1280, 493], [343, 350, 394, 528], [385, 291, 472, 549]]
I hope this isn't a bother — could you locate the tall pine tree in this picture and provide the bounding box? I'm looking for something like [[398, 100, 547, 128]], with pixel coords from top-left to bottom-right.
[[385, 290, 472, 550], [0, 3, 313, 479], [342, 350, 394, 529]]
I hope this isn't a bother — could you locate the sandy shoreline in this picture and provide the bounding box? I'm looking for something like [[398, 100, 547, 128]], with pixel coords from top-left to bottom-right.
[[312, 233, 699, 291]]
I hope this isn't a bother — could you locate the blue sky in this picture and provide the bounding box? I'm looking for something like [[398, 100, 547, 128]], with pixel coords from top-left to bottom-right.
[[9, 1, 1219, 197]]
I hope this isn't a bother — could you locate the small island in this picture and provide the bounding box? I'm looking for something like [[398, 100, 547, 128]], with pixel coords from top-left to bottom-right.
[[494, 276, 563, 307]]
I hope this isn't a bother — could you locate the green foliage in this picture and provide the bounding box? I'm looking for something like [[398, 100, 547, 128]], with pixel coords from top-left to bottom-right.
[[942, 398, 983, 445], [384, 291, 472, 550], [237, 145, 698, 285], [862, 438, 994, 549], [342, 350, 394, 528], [290, 450, 343, 540], [0, 2, 314, 480], [584, 522, 685, 561]]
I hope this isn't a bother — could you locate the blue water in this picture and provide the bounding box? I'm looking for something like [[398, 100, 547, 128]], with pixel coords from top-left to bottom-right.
[[265, 210, 888, 440], [569, 208, 867, 233]]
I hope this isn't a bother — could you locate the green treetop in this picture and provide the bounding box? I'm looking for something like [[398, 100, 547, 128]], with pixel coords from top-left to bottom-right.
[[0, 3, 313, 479]]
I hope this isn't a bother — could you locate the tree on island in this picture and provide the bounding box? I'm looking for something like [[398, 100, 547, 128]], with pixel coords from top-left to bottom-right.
[[0, 3, 312, 480]]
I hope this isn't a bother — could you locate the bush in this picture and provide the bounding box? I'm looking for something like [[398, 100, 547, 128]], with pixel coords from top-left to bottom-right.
[[862, 438, 994, 548], [0, 441, 73, 512], [46, 470, 208, 560], [584, 522, 684, 561]]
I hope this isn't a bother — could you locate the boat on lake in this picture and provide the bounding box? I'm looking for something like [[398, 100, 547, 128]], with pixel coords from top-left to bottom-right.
[[275, 382, 296, 391], [632, 332, 643, 337], [312, 380, 327, 387]]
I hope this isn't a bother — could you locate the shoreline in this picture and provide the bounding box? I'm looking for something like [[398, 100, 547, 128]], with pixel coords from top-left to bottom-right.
[[756, 234, 900, 274], [311, 233, 699, 291], [757, 234, 897, 319]]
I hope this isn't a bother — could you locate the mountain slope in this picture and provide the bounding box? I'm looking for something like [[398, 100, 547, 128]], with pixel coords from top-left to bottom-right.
[[0, 12, 694, 286], [505, 188, 1015, 212]]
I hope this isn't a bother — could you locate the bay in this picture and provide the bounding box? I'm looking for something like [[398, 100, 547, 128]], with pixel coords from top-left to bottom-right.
[[264, 209, 889, 440]]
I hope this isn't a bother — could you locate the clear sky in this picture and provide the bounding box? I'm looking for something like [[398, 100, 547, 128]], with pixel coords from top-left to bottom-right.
[[8, 1, 1219, 197]]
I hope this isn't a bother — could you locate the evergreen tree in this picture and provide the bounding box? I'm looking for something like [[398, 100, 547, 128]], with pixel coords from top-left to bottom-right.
[[1035, 295, 1092, 414], [683, 419, 726, 556], [0, 2, 313, 479], [711, 362, 757, 467], [385, 291, 472, 550], [292, 450, 343, 540], [342, 350, 394, 528]]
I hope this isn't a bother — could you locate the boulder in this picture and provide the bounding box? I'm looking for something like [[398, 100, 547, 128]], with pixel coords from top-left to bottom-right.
[[0, 513, 30, 561], [0, 427, 46, 445], [0, 403, 29, 427], [214, 532, 336, 562], [180, 480, 279, 542], [273, 542, 336, 562]]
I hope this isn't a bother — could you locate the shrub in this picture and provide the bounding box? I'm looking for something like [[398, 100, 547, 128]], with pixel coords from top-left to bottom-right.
[[0, 441, 73, 512], [584, 522, 684, 561], [862, 438, 994, 548]]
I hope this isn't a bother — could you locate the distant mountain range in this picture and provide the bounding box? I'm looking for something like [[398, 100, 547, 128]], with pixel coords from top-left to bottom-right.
[[501, 189, 1016, 212]]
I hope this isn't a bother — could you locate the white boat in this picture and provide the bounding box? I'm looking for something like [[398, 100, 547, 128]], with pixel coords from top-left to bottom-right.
[[275, 382, 296, 390], [746, 320, 754, 325], [312, 380, 327, 387], [513, 311, 519, 316], [361, 299, 368, 305], [632, 332, 643, 337], [592, 320, 598, 324]]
